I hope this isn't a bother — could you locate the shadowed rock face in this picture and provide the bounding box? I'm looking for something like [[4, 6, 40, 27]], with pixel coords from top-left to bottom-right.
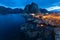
[[0, 14, 25, 40], [24, 2, 39, 13]]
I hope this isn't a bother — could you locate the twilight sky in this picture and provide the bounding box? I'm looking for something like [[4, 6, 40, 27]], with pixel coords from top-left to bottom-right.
[[0, 0, 60, 11]]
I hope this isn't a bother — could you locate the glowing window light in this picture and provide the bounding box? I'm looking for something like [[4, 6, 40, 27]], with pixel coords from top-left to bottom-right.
[[30, 13, 35, 17], [40, 24, 44, 27]]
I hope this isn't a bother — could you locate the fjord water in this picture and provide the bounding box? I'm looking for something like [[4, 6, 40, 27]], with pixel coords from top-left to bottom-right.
[[0, 14, 25, 40]]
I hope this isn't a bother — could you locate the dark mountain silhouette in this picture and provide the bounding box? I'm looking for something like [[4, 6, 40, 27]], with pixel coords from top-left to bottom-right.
[[24, 2, 48, 14], [0, 6, 9, 14], [40, 8, 48, 13], [29, 2, 39, 13], [0, 2, 48, 14], [11, 8, 23, 13], [24, 2, 40, 13], [0, 6, 24, 14], [24, 4, 31, 13]]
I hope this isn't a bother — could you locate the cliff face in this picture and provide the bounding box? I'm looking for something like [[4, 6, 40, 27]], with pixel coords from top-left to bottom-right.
[[24, 2, 48, 14], [24, 2, 40, 13]]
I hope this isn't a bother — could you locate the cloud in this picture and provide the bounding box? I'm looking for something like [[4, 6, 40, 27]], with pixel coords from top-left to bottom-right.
[[46, 6, 60, 11]]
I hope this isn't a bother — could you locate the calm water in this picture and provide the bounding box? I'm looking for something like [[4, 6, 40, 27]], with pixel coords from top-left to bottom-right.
[[0, 14, 25, 40]]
